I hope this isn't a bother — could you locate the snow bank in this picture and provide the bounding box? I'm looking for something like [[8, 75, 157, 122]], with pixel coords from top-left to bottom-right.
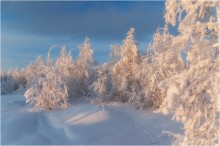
[[1, 94, 182, 145]]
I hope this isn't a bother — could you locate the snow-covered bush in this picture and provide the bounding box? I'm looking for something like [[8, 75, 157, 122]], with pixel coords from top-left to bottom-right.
[[24, 56, 68, 110], [1, 71, 16, 94], [54, 42, 95, 99], [22, 63, 38, 85], [23, 37, 95, 110], [158, 0, 219, 145], [1, 69, 26, 94], [91, 63, 113, 103]]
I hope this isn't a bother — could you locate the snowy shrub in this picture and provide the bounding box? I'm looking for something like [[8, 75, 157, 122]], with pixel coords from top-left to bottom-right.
[[91, 63, 113, 103], [22, 62, 38, 85], [54, 41, 95, 99], [1, 71, 16, 94], [1, 69, 26, 94], [24, 56, 68, 110], [158, 0, 219, 145], [24, 37, 95, 110]]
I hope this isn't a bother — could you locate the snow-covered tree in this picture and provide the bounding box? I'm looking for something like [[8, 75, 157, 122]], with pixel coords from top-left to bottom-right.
[[75, 37, 94, 97], [158, 0, 219, 145], [55, 46, 75, 98], [164, 0, 219, 44], [55, 46, 74, 78], [111, 27, 141, 102], [23, 56, 47, 86], [24, 56, 68, 110], [77, 37, 94, 69], [135, 29, 184, 109]]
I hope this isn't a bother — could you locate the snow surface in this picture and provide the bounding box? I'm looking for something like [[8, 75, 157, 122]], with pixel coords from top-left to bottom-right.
[[1, 94, 183, 145]]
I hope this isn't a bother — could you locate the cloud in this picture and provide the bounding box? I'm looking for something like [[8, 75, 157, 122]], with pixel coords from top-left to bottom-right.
[[2, 1, 165, 41], [1, 1, 166, 70]]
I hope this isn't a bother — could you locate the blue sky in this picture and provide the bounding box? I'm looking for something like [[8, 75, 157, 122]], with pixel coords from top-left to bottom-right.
[[1, 1, 166, 70]]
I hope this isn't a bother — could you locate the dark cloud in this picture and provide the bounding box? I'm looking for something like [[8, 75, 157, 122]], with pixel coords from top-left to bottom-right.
[[2, 1, 165, 41]]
